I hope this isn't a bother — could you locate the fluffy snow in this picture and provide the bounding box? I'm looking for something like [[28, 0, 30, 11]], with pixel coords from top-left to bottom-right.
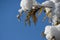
[[54, 2, 60, 17], [20, 0, 33, 10], [47, 0, 60, 3], [44, 24, 60, 40], [42, 0, 60, 40], [18, 0, 40, 13]]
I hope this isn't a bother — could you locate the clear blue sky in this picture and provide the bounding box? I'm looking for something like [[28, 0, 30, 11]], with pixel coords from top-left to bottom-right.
[[0, 0, 51, 40]]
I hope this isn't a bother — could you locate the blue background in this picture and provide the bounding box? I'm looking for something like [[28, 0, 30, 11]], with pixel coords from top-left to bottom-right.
[[0, 0, 51, 40]]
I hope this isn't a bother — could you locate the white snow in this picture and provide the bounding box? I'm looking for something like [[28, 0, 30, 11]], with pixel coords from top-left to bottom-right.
[[44, 24, 60, 40], [54, 2, 60, 17], [42, 0, 60, 40], [47, 0, 60, 3], [18, 0, 40, 13]]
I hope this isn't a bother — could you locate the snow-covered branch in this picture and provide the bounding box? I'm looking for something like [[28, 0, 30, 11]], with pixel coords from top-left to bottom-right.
[[17, 0, 60, 40]]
